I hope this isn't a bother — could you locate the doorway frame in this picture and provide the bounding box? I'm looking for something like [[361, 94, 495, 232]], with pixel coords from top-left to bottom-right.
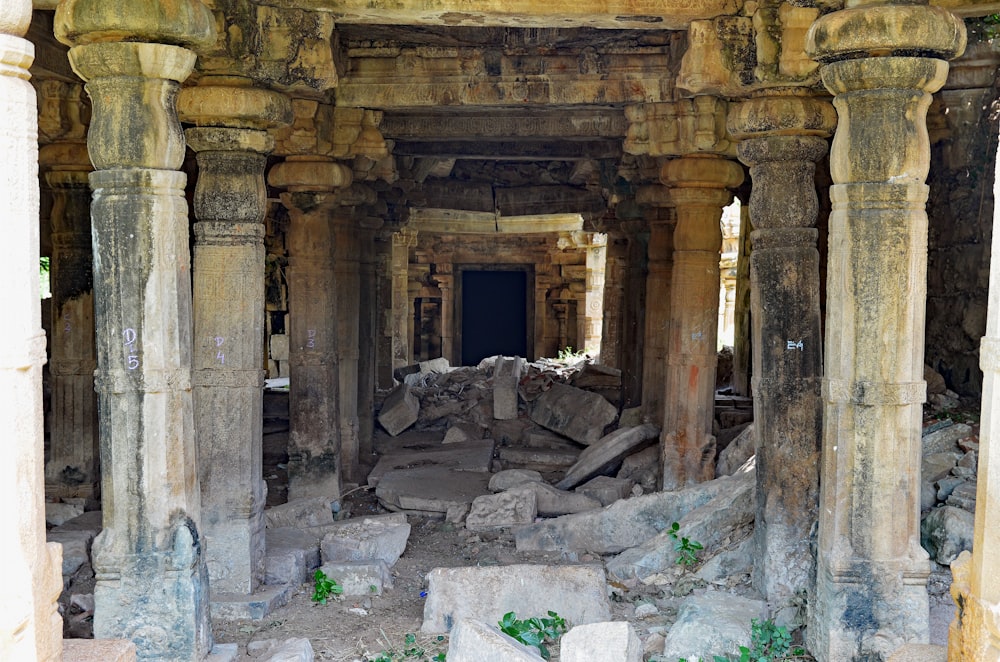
[[454, 264, 536, 365]]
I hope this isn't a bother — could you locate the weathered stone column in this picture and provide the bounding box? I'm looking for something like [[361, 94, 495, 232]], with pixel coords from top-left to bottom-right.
[[660, 156, 743, 490], [728, 93, 836, 616], [437, 265, 455, 363], [391, 229, 416, 372], [357, 216, 382, 464], [621, 220, 648, 408], [583, 233, 607, 356], [804, 5, 965, 659], [375, 233, 395, 388], [600, 227, 627, 369], [41, 141, 98, 501], [177, 78, 291, 597], [0, 2, 63, 658], [54, 0, 217, 656], [269, 157, 352, 501], [636, 186, 673, 426]]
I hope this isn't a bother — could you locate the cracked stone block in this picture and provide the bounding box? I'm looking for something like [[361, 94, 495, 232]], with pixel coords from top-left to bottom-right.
[[376, 467, 492, 514], [265, 497, 335, 529], [489, 469, 544, 492], [556, 424, 660, 490], [421, 564, 612, 634], [561, 622, 641, 662], [265, 527, 320, 586], [320, 517, 411, 566], [921, 505, 974, 564], [466, 489, 537, 532], [493, 356, 524, 420], [530, 383, 617, 445], [575, 476, 634, 506], [378, 384, 420, 436], [508, 482, 601, 517], [443, 422, 483, 444], [663, 591, 767, 661], [246, 638, 314, 662]]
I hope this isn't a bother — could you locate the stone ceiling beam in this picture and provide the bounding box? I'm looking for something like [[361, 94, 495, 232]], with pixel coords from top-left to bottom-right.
[[392, 139, 621, 161], [336, 50, 673, 108], [381, 110, 627, 140], [258, 0, 739, 30]]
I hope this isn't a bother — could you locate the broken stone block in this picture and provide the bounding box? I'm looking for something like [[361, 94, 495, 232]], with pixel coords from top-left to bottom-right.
[[489, 469, 544, 492], [211, 585, 293, 621], [523, 427, 577, 449], [378, 384, 420, 436], [320, 517, 411, 566], [616, 445, 660, 493], [694, 536, 754, 584], [935, 476, 965, 502], [662, 591, 767, 661], [618, 407, 643, 427], [376, 467, 492, 515], [269, 334, 289, 361], [497, 447, 580, 471], [447, 618, 544, 662], [368, 439, 495, 487], [516, 470, 753, 555], [443, 421, 483, 444], [561, 622, 641, 662], [921, 506, 974, 564], [494, 356, 524, 420], [716, 424, 755, 477], [264, 497, 335, 529], [922, 452, 962, 484], [421, 564, 612, 634], [246, 638, 315, 662], [555, 424, 660, 490], [319, 560, 393, 595], [466, 490, 538, 532], [265, 527, 321, 585], [923, 422, 973, 455], [45, 501, 84, 527], [606, 472, 755, 581], [508, 482, 601, 517], [947, 481, 978, 511], [530, 383, 617, 445], [490, 417, 532, 445], [575, 476, 634, 506], [47, 529, 93, 577]]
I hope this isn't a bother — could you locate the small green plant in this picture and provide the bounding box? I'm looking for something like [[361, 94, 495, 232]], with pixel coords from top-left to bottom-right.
[[310, 569, 343, 604], [556, 346, 582, 361], [498, 611, 568, 660], [368, 633, 446, 661], [667, 522, 703, 566]]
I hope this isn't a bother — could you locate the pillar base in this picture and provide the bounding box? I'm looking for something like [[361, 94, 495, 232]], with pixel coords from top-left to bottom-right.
[[810, 558, 929, 662]]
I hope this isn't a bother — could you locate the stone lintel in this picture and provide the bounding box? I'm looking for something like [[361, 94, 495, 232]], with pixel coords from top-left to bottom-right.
[[381, 110, 627, 140], [499, 214, 584, 234], [271, 0, 740, 30], [626, 96, 736, 158], [408, 209, 497, 234], [392, 139, 622, 161], [337, 50, 673, 108]]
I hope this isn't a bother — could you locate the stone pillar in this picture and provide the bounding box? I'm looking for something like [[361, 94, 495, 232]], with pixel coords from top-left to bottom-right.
[[600, 228, 627, 370], [332, 205, 361, 483], [0, 2, 63, 658], [54, 0, 217, 655], [732, 204, 752, 397], [375, 233, 394, 388], [584, 233, 607, 357], [357, 217, 382, 465], [177, 79, 291, 596], [437, 265, 455, 364], [40, 141, 98, 501], [391, 230, 416, 372], [637, 186, 673, 427], [269, 157, 352, 501], [804, 5, 965, 660], [659, 156, 743, 490], [621, 220, 648, 409], [728, 94, 836, 615]]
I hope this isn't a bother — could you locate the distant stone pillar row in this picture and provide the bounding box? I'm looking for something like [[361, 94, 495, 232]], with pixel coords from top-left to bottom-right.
[[0, 1, 63, 658], [636, 186, 673, 428], [729, 94, 835, 614], [269, 157, 352, 501], [357, 216, 383, 463], [659, 156, 743, 491], [391, 229, 417, 372], [804, 4, 966, 661], [41, 141, 98, 500], [54, 0, 218, 653], [178, 79, 291, 596]]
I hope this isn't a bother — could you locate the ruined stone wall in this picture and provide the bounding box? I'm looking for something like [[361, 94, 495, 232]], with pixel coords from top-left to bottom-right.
[[924, 31, 1000, 398]]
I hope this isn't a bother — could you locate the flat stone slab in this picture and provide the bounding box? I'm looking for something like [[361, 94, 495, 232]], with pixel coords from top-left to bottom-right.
[[320, 517, 410, 566], [575, 476, 633, 506], [489, 469, 544, 492], [51, 510, 103, 534], [447, 618, 544, 662], [319, 560, 394, 595], [368, 439, 495, 487], [508, 482, 601, 517], [421, 564, 612, 634], [265, 497, 335, 529], [210, 584, 294, 620], [523, 427, 578, 450], [63, 639, 137, 662], [497, 447, 580, 470], [530, 383, 618, 445], [376, 467, 492, 514], [516, 469, 753, 555], [555, 424, 659, 490]]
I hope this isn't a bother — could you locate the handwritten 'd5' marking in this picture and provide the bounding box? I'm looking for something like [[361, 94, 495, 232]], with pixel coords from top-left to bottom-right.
[[123, 327, 139, 370]]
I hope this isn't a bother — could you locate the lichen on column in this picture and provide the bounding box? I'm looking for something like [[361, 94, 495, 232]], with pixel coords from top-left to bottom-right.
[[804, 3, 965, 659]]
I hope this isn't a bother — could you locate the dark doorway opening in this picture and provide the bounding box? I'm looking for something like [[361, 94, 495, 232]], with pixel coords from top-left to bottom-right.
[[461, 270, 527, 365]]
